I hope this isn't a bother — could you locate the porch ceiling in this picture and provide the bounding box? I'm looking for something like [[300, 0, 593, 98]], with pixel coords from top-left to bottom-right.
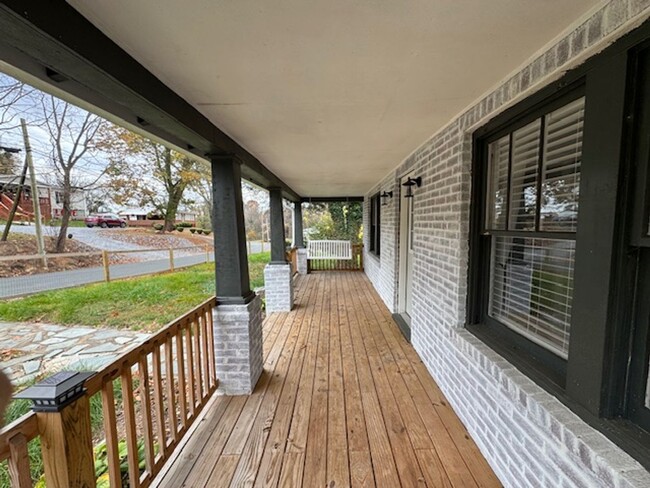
[[68, 0, 599, 197]]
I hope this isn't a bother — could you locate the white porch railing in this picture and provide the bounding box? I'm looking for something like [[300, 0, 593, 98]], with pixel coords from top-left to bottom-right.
[[307, 240, 352, 260]]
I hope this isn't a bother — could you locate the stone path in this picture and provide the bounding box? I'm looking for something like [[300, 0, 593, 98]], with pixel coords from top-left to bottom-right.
[[0, 321, 150, 387]]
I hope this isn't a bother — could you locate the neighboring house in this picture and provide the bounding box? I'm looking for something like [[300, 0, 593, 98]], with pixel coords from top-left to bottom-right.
[[118, 207, 197, 225], [0, 175, 86, 221]]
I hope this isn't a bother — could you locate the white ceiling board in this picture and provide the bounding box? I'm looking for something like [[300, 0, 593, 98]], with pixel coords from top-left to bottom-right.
[[68, 0, 600, 196]]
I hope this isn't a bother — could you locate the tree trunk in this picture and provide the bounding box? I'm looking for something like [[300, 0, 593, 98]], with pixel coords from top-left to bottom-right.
[[55, 175, 72, 253], [164, 190, 183, 232]]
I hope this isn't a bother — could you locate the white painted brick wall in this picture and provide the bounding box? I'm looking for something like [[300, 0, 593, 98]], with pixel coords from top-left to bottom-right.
[[212, 295, 264, 395], [264, 263, 294, 312], [364, 2, 650, 487]]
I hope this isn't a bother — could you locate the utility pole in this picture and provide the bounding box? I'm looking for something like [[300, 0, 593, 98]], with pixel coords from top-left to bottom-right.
[[21, 118, 47, 266]]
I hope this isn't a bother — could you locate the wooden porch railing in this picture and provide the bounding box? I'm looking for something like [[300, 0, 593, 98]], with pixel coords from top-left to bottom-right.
[[308, 243, 364, 271], [0, 297, 217, 488]]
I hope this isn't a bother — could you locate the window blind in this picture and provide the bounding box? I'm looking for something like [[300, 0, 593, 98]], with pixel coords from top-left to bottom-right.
[[541, 98, 585, 232], [509, 119, 541, 230], [489, 236, 575, 357], [487, 135, 510, 230]]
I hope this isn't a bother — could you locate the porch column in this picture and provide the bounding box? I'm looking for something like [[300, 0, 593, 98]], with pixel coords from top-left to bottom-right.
[[264, 187, 294, 311], [211, 154, 263, 395], [293, 201, 308, 275]]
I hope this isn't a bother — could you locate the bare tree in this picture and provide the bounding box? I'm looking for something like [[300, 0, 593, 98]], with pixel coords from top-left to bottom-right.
[[41, 95, 106, 252], [0, 75, 32, 128]]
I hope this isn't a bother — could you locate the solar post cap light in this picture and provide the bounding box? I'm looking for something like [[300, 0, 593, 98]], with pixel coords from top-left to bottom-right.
[[14, 371, 94, 412]]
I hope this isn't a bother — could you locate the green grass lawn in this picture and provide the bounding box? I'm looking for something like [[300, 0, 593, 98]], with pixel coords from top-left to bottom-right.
[[0, 251, 270, 332]]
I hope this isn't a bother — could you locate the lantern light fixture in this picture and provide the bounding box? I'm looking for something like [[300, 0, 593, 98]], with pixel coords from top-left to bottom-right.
[[380, 190, 393, 206], [402, 176, 422, 198]]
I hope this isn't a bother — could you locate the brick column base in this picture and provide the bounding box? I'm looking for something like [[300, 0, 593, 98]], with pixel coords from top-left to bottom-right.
[[296, 248, 308, 275], [264, 263, 294, 312], [212, 295, 263, 395]]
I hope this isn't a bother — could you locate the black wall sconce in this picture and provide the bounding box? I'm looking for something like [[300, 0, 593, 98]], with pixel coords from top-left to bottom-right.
[[380, 190, 393, 206], [402, 176, 422, 198]]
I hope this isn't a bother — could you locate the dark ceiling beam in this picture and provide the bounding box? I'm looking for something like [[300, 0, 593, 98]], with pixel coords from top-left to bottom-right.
[[0, 0, 300, 202], [300, 196, 364, 203]]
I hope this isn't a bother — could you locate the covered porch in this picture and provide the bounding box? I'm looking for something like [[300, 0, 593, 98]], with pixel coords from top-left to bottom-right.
[[155, 272, 499, 487]]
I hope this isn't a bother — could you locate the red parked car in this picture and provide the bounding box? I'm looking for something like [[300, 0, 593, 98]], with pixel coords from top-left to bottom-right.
[[84, 213, 127, 228]]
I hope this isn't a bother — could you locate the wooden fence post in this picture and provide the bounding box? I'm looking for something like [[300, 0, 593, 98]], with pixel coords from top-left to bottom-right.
[[102, 250, 110, 282], [205, 245, 210, 263], [169, 248, 175, 272], [37, 395, 96, 488]]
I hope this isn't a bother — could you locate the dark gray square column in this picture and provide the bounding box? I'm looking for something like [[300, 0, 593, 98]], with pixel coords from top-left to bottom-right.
[[265, 187, 294, 311], [210, 154, 263, 394]]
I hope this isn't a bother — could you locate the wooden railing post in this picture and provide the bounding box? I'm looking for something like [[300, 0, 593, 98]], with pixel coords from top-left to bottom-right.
[[37, 396, 96, 488], [169, 247, 175, 271], [14, 371, 96, 488]]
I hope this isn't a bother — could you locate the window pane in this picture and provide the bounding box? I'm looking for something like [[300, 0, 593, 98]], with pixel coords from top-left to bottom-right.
[[489, 236, 575, 357], [541, 97, 585, 231], [486, 135, 510, 230], [509, 120, 541, 230]]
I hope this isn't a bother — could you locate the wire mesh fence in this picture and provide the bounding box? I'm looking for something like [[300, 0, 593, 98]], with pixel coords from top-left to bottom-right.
[[0, 245, 214, 299]]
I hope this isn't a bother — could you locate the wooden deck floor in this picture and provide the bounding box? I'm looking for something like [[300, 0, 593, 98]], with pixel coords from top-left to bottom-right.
[[155, 272, 501, 487]]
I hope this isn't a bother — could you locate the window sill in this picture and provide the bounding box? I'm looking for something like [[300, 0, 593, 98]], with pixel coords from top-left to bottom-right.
[[367, 251, 380, 261], [466, 323, 650, 471]]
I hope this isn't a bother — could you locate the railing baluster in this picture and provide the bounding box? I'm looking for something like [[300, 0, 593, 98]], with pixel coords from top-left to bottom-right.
[[152, 343, 167, 456], [200, 313, 210, 399], [7, 433, 31, 488], [121, 367, 141, 488], [176, 329, 188, 428], [101, 380, 122, 487], [206, 305, 217, 389], [184, 321, 196, 417], [164, 336, 178, 442], [192, 314, 203, 401], [139, 354, 156, 474]]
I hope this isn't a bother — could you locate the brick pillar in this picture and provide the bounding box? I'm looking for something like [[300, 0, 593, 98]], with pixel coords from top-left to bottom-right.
[[296, 248, 308, 275], [264, 263, 294, 312], [212, 295, 263, 395], [266, 187, 294, 311]]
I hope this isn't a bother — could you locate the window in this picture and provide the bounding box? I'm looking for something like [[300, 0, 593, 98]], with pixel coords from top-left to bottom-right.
[[55, 191, 64, 204], [485, 97, 584, 358], [469, 25, 650, 467], [369, 193, 381, 256]]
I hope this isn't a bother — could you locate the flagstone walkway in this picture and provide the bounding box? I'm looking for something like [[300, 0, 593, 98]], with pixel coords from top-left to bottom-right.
[[0, 321, 150, 387]]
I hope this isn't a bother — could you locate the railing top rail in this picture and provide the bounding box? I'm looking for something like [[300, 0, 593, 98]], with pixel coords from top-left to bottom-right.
[[0, 411, 38, 461]]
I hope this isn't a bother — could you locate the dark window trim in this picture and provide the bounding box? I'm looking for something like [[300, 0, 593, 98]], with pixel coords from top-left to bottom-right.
[[470, 86, 584, 387], [468, 18, 650, 470], [369, 193, 381, 257]]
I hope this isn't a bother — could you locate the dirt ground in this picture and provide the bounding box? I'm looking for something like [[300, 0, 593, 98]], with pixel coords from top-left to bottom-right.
[[98, 228, 212, 249], [0, 233, 103, 277]]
